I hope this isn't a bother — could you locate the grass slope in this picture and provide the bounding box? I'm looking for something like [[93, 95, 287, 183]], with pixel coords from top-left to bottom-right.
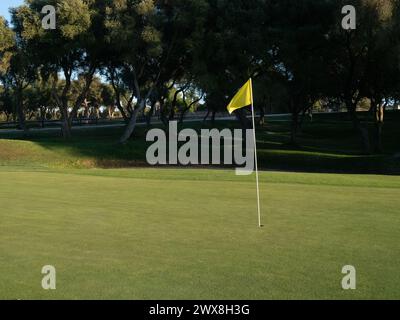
[[1, 112, 400, 173], [0, 168, 399, 300]]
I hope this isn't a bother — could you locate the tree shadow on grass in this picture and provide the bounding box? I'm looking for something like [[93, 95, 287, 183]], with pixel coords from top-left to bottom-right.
[[1, 118, 399, 174]]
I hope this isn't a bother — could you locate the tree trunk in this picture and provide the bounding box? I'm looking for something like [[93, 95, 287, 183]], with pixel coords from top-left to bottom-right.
[[179, 109, 187, 124], [68, 70, 96, 128], [374, 104, 384, 154], [179, 105, 193, 124], [52, 69, 73, 139], [40, 107, 46, 128], [120, 100, 145, 143], [235, 108, 251, 130], [202, 108, 211, 123], [298, 107, 310, 134], [146, 103, 155, 128], [116, 101, 129, 124], [345, 96, 371, 154], [61, 118, 71, 139], [211, 110, 217, 127], [160, 104, 169, 127], [16, 88, 27, 133], [290, 111, 299, 145], [374, 121, 383, 154], [59, 104, 72, 139], [168, 106, 176, 121], [258, 105, 265, 125], [350, 110, 371, 154]]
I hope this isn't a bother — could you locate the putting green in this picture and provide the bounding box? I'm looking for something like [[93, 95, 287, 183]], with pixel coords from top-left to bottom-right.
[[0, 168, 399, 299]]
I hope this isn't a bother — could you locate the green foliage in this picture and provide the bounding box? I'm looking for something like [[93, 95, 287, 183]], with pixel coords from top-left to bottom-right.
[[58, 0, 93, 39], [0, 0, 398, 148]]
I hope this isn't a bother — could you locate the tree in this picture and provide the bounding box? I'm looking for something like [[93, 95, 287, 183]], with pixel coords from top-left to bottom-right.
[[0, 13, 36, 133], [266, 0, 336, 144], [24, 76, 54, 126], [0, 18, 15, 123], [17, 0, 104, 138], [0, 84, 14, 122], [362, 0, 400, 153], [179, 83, 204, 124], [326, 0, 400, 153], [193, 0, 270, 128], [101, 0, 208, 143], [0, 17, 14, 80]]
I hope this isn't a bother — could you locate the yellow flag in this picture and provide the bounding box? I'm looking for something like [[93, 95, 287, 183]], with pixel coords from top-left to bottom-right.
[[227, 79, 253, 114]]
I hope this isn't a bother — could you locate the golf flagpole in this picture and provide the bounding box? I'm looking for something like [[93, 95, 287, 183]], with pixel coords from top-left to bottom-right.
[[249, 78, 262, 228]]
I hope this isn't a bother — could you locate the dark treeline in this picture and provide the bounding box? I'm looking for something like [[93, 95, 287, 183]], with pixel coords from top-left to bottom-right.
[[0, 0, 399, 153]]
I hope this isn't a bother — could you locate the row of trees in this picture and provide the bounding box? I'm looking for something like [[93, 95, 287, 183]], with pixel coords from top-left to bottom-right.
[[0, 75, 114, 121], [0, 0, 399, 152]]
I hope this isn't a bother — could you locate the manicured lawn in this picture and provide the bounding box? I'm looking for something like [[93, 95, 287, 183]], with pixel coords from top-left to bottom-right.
[[0, 167, 399, 299], [0, 112, 399, 299], [1, 112, 399, 174]]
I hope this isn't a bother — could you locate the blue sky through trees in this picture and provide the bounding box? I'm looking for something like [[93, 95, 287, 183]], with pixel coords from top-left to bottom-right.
[[0, 0, 24, 22]]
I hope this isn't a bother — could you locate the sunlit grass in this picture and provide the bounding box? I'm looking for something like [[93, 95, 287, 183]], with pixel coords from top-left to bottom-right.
[[0, 168, 399, 299]]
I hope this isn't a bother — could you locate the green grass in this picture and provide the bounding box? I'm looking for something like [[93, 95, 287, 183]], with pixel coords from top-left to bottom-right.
[[0, 167, 399, 300], [0, 113, 399, 299], [1, 112, 399, 173]]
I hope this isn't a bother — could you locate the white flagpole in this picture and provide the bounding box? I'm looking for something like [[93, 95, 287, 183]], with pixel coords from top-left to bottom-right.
[[250, 78, 262, 228]]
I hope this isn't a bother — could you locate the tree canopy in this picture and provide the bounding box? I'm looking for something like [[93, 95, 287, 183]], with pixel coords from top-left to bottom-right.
[[0, 0, 399, 152]]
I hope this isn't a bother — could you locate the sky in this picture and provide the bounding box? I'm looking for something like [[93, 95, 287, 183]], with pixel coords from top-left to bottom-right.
[[0, 0, 24, 22]]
